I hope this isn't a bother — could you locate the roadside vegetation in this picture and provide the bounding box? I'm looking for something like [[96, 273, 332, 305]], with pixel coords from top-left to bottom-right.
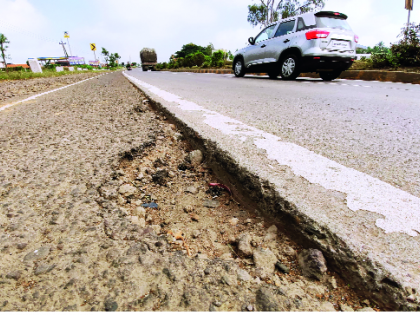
[[155, 43, 233, 70], [0, 68, 105, 81], [352, 23, 420, 72]]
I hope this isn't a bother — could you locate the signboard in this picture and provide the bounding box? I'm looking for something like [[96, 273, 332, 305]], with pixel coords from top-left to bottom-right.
[[28, 59, 42, 73], [406, 0, 413, 10], [90, 43, 96, 51], [64, 31, 70, 38]]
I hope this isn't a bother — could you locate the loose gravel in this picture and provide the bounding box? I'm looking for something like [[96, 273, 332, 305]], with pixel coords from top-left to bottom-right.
[[0, 72, 369, 311], [0, 72, 102, 105]]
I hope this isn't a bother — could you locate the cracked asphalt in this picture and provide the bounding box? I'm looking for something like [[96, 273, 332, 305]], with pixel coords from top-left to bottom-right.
[[0, 71, 361, 311]]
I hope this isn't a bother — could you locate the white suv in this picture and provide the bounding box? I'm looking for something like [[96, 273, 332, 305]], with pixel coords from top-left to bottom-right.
[[233, 11, 358, 81]]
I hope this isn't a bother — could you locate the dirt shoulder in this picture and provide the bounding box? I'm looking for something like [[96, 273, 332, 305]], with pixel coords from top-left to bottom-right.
[[0, 72, 371, 311], [0, 72, 103, 106]]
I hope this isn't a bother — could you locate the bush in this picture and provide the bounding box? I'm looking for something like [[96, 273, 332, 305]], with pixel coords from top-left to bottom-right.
[[211, 50, 225, 67]]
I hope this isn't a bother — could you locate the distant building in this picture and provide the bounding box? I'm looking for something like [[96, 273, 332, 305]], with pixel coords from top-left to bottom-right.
[[0, 61, 4, 68]]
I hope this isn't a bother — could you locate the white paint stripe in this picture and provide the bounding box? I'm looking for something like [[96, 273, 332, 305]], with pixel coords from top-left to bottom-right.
[[124, 72, 420, 237], [0, 74, 105, 112]]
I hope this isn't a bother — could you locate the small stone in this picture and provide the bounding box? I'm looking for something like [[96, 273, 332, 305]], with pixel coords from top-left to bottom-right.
[[283, 245, 296, 257], [339, 303, 354, 312], [256, 287, 280, 311], [118, 184, 137, 197], [24, 246, 50, 262], [151, 225, 161, 234], [104, 300, 118, 312], [138, 218, 146, 228], [16, 243, 28, 250], [329, 276, 338, 289], [190, 214, 199, 222], [319, 301, 336, 312], [34, 264, 56, 276], [298, 248, 327, 281], [361, 299, 370, 306], [130, 216, 140, 224], [6, 271, 21, 280], [188, 150, 203, 166], [357, 307, 375, 312], [275, 262, 290, 274], [133, 207, 146, 218], [237, 269, 252, 282], [237, 233, 253, 257], [229, 218, 239, 226], [203, 199, 219, 208], [192, 230, 201, 238], [253, 247, 277, 279], [246, 305, 254, 311], [245, 218, 252, 224], [145, 215, 153, 223], [152, 170, 169, 185], [183, 205, 194, 213], [185, 186, 198, 194]]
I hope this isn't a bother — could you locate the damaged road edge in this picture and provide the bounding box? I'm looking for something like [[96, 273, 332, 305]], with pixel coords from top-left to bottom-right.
[[123, 72, 419, 311]]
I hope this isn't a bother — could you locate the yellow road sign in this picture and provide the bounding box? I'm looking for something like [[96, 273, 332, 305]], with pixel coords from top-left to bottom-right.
[[90, 43, 96, 51], [64, 31, 70, 38], [406, 0, 413, 10]]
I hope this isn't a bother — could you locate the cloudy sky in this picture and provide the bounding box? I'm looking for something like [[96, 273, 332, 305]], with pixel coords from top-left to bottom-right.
[[0, 0, 418, 64]]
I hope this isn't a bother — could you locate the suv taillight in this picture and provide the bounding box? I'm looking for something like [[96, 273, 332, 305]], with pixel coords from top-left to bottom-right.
[[354, 35, 359, 43], [305, 30, 330, 40]]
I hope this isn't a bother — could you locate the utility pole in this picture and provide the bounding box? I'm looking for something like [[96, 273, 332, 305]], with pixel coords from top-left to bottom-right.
[[406, 0, 414, 32], [59, 41, 68, 58]]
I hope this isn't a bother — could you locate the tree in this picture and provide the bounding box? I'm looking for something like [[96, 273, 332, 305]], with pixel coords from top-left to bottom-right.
[[101, 47, 109, 63], [0, 33, 10, 73], [108, 53, 121, 67], [247, 0, 325, 28], [174, 43, 214, 58]]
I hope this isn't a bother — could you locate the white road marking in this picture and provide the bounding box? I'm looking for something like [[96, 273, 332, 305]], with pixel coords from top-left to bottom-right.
[[0, 74, 105, 112], [124, 72, 420, 237]]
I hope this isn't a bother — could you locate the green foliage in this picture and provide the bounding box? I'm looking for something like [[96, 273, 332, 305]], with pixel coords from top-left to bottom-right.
[[353, 24, 420, 69], [175, 43, 214, 58], [211, 50, 225, 67], [248, 0, 325, 28]]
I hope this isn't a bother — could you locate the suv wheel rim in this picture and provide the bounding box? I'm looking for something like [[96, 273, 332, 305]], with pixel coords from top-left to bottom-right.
[[282, 58, 295, 77], [235, 61, 242, 75]]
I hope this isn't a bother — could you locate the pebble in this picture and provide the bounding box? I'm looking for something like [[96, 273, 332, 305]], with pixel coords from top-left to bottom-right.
[[188, 150, 203, 166], [203, 199, 219, 208]]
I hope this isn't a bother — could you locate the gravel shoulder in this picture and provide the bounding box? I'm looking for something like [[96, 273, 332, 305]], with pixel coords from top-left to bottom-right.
[[0, 72, 103, 106], [0, 72, 369, 311]]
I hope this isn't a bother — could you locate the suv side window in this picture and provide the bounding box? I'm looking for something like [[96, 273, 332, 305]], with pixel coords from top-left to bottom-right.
[[255, 25, 276, 43], [274, 20, 295, 37], [296, 17, 315, 32]]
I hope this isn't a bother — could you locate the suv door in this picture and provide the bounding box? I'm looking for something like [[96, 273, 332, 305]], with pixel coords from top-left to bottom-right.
[[264, 19, 296, 63], [243, 24, 277, 67]]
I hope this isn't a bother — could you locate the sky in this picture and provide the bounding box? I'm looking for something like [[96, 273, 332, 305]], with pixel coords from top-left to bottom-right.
[[0, 0, 419, 64]]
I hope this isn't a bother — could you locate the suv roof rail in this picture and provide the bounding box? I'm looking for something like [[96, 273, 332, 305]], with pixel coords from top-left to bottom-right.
[[315, 11, 348, 20]]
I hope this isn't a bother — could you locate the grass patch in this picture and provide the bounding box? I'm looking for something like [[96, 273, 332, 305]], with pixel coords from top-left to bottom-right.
[[0, 69, 108, 81]]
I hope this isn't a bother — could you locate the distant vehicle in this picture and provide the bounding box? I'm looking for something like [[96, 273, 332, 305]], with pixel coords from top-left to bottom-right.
[[233, 11, 357, 81], [140, 48, 157, 71]]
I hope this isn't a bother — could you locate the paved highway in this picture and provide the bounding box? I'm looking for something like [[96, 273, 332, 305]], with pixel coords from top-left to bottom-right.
[[129, 70, 420, 198]]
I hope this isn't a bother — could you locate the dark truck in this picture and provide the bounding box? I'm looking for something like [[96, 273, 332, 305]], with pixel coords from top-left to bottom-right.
[[140, 48, 157, 71]]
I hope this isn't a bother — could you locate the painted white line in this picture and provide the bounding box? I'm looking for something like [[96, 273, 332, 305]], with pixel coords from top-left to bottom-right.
[[352, 85, 360, 87], [341, 84, 348, 86], [0, 74, 104, 112], [124, 72, 420, 237]]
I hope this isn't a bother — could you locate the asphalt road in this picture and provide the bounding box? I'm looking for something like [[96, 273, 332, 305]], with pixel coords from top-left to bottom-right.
[[129, 69, 420, 199]]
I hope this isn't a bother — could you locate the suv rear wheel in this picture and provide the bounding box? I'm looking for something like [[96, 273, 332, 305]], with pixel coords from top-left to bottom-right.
[[319, 71, 342, 81], [280, 54, 300, 80], [234, 59, 246, 77]]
